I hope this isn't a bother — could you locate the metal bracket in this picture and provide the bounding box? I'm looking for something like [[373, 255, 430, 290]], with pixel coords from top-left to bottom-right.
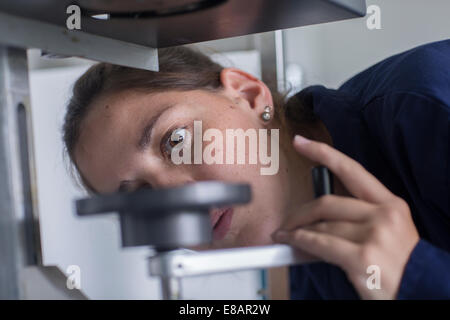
[[148, 244, 315, 299], [149, 244, 314, 278], [0, 12, 158, 71]]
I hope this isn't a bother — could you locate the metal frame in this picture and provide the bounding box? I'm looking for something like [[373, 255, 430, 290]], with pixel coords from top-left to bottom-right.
[[0, 45, 29, 299], [0, 0, 367, 48], [149, 244, 312, 278], [0, 9, 290, 300], [254, 30, 287, 93], [148, 244, 314, 299], [0, 45, 87, 299], [0, 12, 158, 71], [0, 0, 366, 300]]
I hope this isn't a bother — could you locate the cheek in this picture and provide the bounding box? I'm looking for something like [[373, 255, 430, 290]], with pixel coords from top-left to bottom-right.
[[220, 168, 287, 246], [242, 175, 286, 225], [190, 147, 287, 217], [182, 111, 287, 246], [193, 162, 263, 185]]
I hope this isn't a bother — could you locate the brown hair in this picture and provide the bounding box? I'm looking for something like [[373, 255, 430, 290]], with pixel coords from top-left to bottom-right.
[[63, 46, 317, 194]]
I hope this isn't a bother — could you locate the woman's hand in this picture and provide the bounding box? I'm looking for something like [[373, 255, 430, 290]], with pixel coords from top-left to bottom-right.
[[272, 135, 420, 299]]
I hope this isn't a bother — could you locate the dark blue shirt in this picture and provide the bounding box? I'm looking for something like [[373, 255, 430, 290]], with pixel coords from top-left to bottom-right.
[[289, 39, 450, 299]]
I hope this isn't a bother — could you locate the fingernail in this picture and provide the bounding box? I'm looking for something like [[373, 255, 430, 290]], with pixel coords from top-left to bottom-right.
[[272, 230, 289, 242], [294, 135, 311, 145]]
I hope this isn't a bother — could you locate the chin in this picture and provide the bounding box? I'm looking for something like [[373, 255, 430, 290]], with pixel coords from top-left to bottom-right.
[[223, 234, 273, 248]]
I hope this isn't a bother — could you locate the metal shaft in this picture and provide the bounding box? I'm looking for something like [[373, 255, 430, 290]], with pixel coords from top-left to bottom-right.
[[160, 277, 183, 300], [0, 46, 38, 299]]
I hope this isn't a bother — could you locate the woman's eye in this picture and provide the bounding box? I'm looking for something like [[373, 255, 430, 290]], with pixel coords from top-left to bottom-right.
[[162, 127, 187, 157]]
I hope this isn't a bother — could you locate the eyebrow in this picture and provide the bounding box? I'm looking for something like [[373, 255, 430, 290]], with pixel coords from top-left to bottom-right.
[[137, 103, 175, 152]]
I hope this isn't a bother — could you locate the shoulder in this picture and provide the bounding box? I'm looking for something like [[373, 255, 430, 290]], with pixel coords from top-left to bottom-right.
[[390, 39, 450, 104], [362, 91, 449, 217], [339, 39, 450, 107]]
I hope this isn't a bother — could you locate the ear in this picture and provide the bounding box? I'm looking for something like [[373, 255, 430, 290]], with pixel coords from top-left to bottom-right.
[[220, 68, 274, 122]]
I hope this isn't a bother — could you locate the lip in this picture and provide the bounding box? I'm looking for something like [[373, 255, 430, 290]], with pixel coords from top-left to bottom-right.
[[210, 207, 234, 241]]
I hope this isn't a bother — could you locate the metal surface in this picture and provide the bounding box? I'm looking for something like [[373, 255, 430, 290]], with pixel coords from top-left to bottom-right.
[[17, 102, 43, 266], [160, 276, 183, 300], [0, 12, 159, 71], [0, 0, 366, 48], [77, 181, 250, 215], [120, 210, 211, 248], [312, 166, 334, 198], [0, 46, 33, 298], [0, 0, 365, 301], [78, 0, 226, 16], [0, 46, 88, 299], [23, 266, 87, 300], [254, 31, 287, 93], [148, 244, 315, 278], [76, 182, 251, 248]]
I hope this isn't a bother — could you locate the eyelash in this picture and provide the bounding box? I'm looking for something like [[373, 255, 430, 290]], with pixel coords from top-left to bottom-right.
[[119, 125, 189, 193], [118, 126, 187, 193]]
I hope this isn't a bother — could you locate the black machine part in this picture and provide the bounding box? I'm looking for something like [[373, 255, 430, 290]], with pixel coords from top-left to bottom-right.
[[312, 166, 334, 198], [0, 0, 367, 48], [76, 181, 251, 250], [75, 167, 332, 250]]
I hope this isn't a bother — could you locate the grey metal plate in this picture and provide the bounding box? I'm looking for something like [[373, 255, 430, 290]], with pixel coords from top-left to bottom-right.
[[76, 181, 251, 248], [76, 181, 251, 216], [0, 0, 366, 48]]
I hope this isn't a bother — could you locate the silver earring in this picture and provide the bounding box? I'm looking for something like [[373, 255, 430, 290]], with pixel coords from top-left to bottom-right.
[[261, 106, 271, 121]]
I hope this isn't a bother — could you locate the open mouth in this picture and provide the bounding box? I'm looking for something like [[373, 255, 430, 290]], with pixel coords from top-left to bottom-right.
[[210, 207, 234, 241]]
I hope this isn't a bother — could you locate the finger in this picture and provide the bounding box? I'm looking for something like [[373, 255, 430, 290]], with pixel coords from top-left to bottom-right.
[[273, 228, 359, 269], [278, 195, 373, 230], [302, 220, 371, 243], [293, 135, 394, 204]]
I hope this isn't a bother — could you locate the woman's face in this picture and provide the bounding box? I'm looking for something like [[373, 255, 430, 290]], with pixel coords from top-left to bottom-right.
[[74, 68, 312, 249]]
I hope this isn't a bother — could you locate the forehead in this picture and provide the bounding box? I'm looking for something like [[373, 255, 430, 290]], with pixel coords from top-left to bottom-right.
[[83, 89, 220, 124], [87, 90, 163, 123], [74, 90, 163, 192]]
